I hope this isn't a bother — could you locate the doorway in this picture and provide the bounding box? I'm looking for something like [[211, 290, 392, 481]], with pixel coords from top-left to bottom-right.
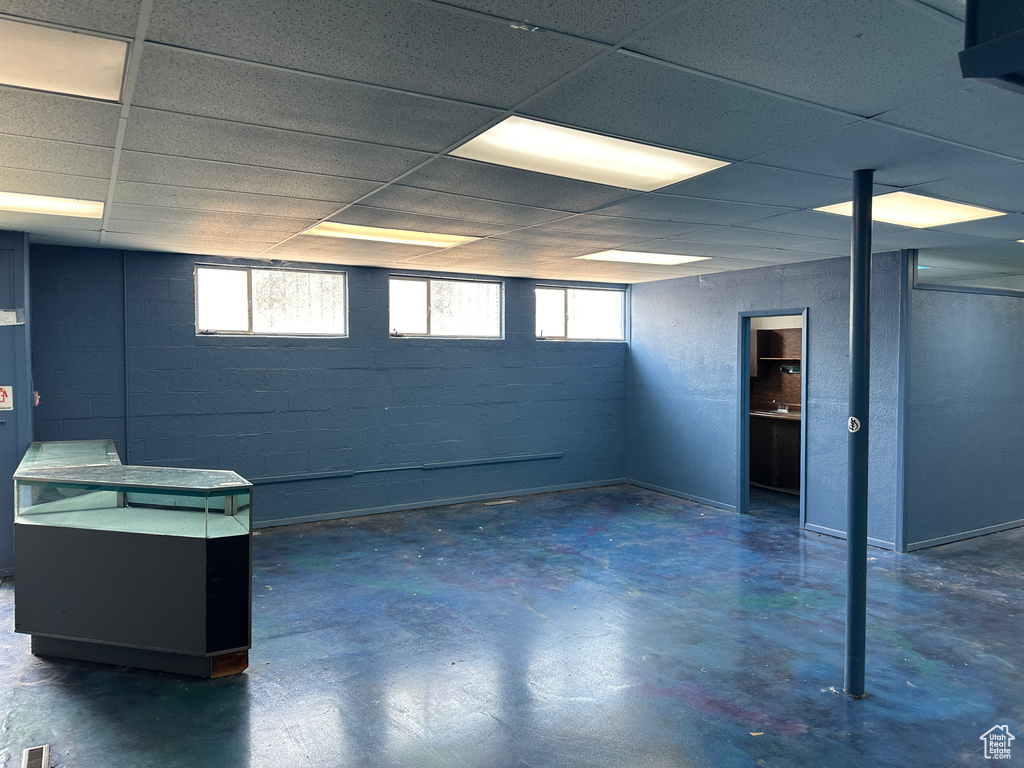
[[738, 310, 807, 524]]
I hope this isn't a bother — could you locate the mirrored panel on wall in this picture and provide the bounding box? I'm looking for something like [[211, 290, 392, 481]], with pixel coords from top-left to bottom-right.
[[915, 244, 1024, 297]]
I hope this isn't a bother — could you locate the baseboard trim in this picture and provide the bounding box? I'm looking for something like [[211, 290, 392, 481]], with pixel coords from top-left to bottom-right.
[[626, 481, 737, 512], [904, 517, 1024, 551], [256, 478, 628, 528], [804, 522, 896, 551]]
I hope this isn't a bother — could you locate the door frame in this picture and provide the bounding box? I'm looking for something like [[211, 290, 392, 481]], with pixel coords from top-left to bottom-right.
[[737, 308, 808, 526]]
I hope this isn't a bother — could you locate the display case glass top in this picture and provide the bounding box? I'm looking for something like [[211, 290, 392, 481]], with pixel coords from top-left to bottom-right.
[[14, 441, 251, 539]]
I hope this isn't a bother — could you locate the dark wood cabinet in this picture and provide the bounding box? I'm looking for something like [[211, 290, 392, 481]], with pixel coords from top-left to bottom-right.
[[750, 415, 800, 492]]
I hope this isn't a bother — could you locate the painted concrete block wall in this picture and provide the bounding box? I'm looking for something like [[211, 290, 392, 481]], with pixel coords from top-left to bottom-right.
[[904, 284, 1024, 549], [30, 245, 627, 526], [0, 231, 32, 575], [628, 253, 904, 547]]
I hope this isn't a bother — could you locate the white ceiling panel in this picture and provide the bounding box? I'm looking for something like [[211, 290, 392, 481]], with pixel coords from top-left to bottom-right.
[[358, 185, 567, 228], [673, 226, 843, 250], [131, 44, 503, 152], [106, 203, 316, 231], [0, 209, 102, 231], [0, 0, 140, 36], [491, 229, 649, 250], [0, 167, 108, 199], [327, 205, 510, 238], [0, 135, 112, 178], [628, 0, 965, 117], [111, 182, 346, 219], [876, 82, 1024, 161], [659, 163, 895, 209], [907, 164, 1024, 214], [439, 0, 685, 45], [117, 152, 383, 204], [538, 214, 707, 239], [523, 53, 857, 162], [750, 120, 1017, 187], [740, 210, 906, 240], [400, 157, 636, 212], [0, 86, 119, 146], [147, 0, 604, 109], [122, 109, 432, 180], [594, 194, 794, 226]]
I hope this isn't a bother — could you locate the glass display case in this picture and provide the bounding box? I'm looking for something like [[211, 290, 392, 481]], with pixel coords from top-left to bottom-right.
[[13, 440, 253, 678]]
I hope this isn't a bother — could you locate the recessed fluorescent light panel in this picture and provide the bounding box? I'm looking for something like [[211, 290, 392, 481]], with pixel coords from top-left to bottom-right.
[[304, 222, 478, 248], [0, 191, 103, 218], [451, 116, 728, 192], [0, 19, 128, 101], [815, 191, 1005, 228], [577, 250, 711, 266]]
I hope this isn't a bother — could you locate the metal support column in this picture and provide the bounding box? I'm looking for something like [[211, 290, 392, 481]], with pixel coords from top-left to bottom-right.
[[844, 168, 873, 698]]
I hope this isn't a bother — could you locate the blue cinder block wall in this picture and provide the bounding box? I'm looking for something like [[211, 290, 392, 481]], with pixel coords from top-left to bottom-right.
[[904, 283, 1024, 549], [627, 253, 906, 548], [29, 245, 627, 526]]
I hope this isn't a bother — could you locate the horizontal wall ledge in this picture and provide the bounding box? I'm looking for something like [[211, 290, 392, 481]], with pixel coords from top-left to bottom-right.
[[250, 451, 564, 486]]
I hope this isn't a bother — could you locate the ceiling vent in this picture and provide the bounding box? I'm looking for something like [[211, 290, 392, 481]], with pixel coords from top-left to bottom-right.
[[960, 0, 1024, 94]]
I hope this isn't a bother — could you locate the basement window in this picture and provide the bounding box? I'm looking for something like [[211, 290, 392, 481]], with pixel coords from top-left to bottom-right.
[[195, 265, 347, 336], [389, 276, 502, 338], [536, 286, 625, 341]]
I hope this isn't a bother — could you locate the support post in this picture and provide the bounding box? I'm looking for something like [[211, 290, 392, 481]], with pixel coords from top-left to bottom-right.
[[844, 169, 873, 698]]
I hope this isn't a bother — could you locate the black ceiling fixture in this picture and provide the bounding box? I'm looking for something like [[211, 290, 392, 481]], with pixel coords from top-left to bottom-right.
[[960, 0, 1024, 94]]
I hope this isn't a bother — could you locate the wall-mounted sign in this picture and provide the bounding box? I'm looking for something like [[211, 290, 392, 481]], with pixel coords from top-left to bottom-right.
[[0, 385, 12, 410]]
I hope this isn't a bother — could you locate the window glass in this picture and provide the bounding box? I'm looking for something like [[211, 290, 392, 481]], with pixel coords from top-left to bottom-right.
[[389, 277, 502, 338], [196, 265, 346, 336], [389, 278, 428, 335], [252, 269, 346, 335], [568, 288, 624, 340], [536, 287, 566, 338], [536, 286, 624, 341], [196, 267, 248, 333]]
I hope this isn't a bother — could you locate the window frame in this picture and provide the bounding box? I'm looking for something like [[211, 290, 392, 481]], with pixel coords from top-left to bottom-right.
[[194, 264, 349, 337], [535, 285, 626, 342], [389, 275, 504, 339]]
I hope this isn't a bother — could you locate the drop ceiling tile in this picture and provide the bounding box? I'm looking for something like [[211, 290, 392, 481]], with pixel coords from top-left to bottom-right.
[[872, 229, 1004, 250], [659, 163, 896, 209], [492, 228, 648, 250], [906, 164, 1024, 214], [539, 214, 705, 238], [147, 0, 603, 109], [0, 0, 140, 36], [0, 135, 112, 178], [0, 168, 108, 200], [0, 210, 102, 231], [107, 203, 317, 231], [439, 0, 683, 44], [112, 182, 345, 219], [750, 120, 1017, 187], [741, 210, 905, 239], [876, 82, 1024, 161], [132, 45, 502, 152], [918, 0, 966, 20], [673, 226, 840, 249], [104, 218, 293, 243], [328, 205, 508, 237], [0, 86, 119, 146], [623, 240, 765, 259], [400, 157, 636, 212], [29, 230, 103, 248], [438, 238, 598, 261], [123, 109, 432, 180], [359, 185, 567, 227], [118, 152, 382, 203], [628, 0, 964, 116], [278, 237, 438, 260], [929, 212, 1024, 240], [98, 233, 276, 253], [595, 193, 794, 226], [779, 239, 855, 256], [522, 53, 856, 162], [727, 248, 838, 264]]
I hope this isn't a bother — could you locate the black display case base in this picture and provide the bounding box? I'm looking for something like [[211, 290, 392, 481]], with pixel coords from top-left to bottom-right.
[[31, 636, 248, 678]]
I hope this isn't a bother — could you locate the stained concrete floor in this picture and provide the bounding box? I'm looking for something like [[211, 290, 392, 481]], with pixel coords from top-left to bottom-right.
[[1, 484, 1021, 767]]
